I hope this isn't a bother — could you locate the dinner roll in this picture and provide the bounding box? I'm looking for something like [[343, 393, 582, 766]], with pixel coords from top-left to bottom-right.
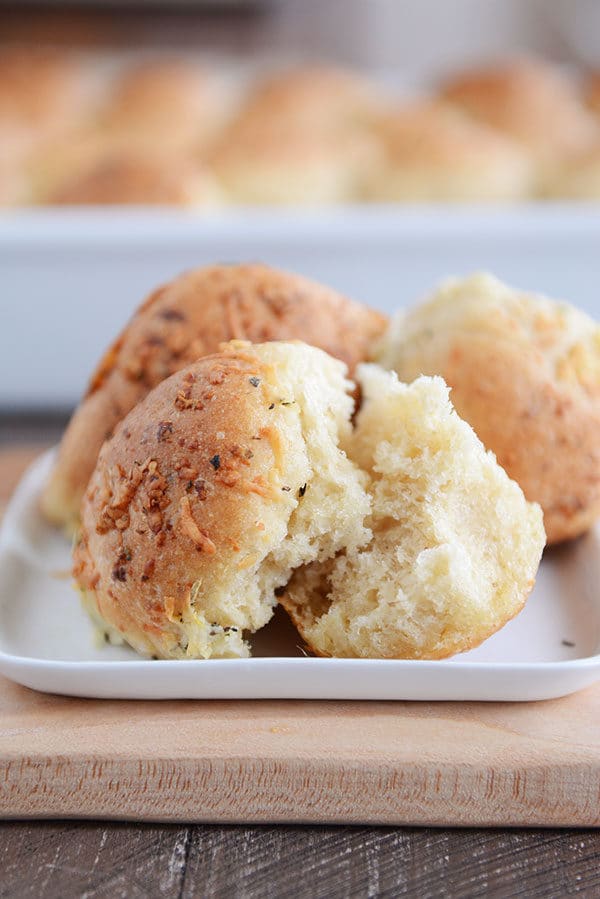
[[375, 273, 600, 543], [439, 59, 598, 164], [365, 102, 532, 202], [42, 148, 220, 207], [541, 142, 600, 199], [237, 65, 384, 134], [41, 264, 387, 531], [210, 119, 374, 206], [100, 59, 221, 151], [210, 65, 382, 205], [73, 342, 370, 659], [281, 368, 545, 659], [27, 128, 111, 201], [0, 46, 85, 137]]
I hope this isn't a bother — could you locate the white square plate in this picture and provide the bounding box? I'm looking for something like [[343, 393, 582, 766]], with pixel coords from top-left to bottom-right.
[[1, 450, 599, 701]]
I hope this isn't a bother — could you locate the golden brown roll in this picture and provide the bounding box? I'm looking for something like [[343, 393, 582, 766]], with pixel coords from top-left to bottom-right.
[[210, 117, 375, 206], [0, 45, 84, 135], [28, 57, 221, 203], [0, 45, 92, 184], [236, 65, 385, 135], [42, 264, 387, 531], [41, 148, 221, 207], [280, 367, 545, 659], [375, 272, 600, 543], [27, 128, 107, 201], [73, 341, 370, 659], [100, 59, 221, 151], [439, 59, 598, 164], [541, 142, 600, 199], [364, 102, 533, 202], [209, 65, 383, 205]]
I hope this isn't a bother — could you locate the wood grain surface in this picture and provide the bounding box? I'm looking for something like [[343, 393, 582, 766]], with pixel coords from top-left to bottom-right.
[[1, 820, 600, 899], [1, 680, 600, 826], [0, 443, 599, 830]]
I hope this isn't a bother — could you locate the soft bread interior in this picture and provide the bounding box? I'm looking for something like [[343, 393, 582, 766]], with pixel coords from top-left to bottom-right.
[[281, 366, 546, 659]]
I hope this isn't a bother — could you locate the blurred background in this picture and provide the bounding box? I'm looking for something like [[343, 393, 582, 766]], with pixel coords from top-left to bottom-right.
[[3, 0, 600, 75], [1, 0, 600, 427]]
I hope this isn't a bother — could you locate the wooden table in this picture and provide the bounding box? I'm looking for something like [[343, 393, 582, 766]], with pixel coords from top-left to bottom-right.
[[1, 433, 599, 898]]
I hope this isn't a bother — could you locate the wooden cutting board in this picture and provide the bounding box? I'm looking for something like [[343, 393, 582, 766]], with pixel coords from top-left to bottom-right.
[[1, 445, 599, 826]]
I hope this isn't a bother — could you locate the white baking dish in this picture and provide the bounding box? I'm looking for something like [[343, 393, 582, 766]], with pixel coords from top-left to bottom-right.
[[2, 205, 600, 409], [0, 450, 599, 701]]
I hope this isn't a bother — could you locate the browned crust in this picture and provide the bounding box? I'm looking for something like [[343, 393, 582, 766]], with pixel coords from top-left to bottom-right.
[[0, 46, 81, 129], [207, 66, 382, 199], [41, 264, 387, 530], [439, 59, 597, 159], [73, 348, 288, 658], [277, 588, 326, 657], [46, 152, 208, 206], [424, 334, 600, 544], [373, 102, 520, 166], [235, 65, 382, 132], [101, 60, 214, 133]]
